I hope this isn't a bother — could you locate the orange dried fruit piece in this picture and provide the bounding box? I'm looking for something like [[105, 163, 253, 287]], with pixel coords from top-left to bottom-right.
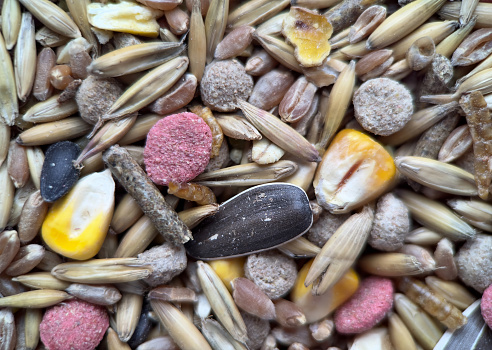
[[282, 6, 333, 68], [314, 129, 396, 214], [291, 259, 359, 323]]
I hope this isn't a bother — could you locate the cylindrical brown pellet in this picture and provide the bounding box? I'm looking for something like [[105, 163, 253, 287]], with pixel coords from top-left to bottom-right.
[[17, 190, 49, 244], [102, 145, 192, 245]]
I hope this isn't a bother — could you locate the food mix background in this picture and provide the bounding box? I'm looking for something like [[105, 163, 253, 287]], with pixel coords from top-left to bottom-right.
[[1, 0, 492, 349]]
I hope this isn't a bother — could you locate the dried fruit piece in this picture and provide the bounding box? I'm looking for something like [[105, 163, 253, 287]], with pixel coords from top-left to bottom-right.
[[282, 6, 333, 67], [460, 91, 492, 200], [40, 141, 80, 203], [314, 129, 396, 213]]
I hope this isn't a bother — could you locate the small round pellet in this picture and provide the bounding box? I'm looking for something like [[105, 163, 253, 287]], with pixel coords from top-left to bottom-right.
[[200, 59, 254, 112], [353, 78, 413, 136], [244, 250, 297, 299]]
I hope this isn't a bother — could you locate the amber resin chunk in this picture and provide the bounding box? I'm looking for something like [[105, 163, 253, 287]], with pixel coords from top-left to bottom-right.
[[282, 7, 333, 67]]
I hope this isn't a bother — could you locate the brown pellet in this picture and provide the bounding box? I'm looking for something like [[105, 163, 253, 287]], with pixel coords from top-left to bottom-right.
[[102, 145, 192, 245]]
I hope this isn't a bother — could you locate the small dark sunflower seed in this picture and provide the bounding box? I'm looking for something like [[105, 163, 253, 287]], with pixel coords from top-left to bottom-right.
[[185, 183, 313, 259], [40, 141, 80, 202]]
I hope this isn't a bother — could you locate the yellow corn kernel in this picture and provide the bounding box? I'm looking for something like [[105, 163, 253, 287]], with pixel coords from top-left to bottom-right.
[[314, 129, 396, 213], [41, 169, 115, 260], [209, 257, 245, 292], [291, 259, 359, 323], [282, 7, 333, 67], [87, 1, 164, 38]]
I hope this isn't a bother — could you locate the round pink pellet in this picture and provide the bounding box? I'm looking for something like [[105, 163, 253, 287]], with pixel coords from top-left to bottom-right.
[[334, 276, 394, 334], [144, 112, 212, 185], [481, 284, 492, 329], [40, 299, 109, 350]]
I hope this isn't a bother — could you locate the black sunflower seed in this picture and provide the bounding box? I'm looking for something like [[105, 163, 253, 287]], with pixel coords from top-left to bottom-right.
[[40, 141, 81, 202], [185, 183, 313, 259]]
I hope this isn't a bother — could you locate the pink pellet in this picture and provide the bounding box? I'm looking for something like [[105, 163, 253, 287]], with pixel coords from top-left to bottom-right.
[[334, 276, 394, 334], [481, 284, 492, 329], [144, 112, 212, 185], [39, 299, 109, 350]]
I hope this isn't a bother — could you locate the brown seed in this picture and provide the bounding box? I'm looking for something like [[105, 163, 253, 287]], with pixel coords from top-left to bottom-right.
[[231, 277, 276, 320], [452, 28, 492, 66], [355, 49, 393, 76], [245, 49, 279, 76], [17, 190, 49, 244], [248, 68, 295, 111], [279, 76, 317, 123], [274, 298, 306, 327], [49, 65, 74, 90], [5, 244, 45, 277], [69, 49, 92, 80], [7, 140, 30, 188], [33, 47, 56, 101], [36, 250, 63, 272], [0, 230, 20, 275], [137, 0, 182, 10], [165, 6, 190, 35], [349, 5, 387, 44], [398, 244, 436, 273], [215, 25, 255, 60]]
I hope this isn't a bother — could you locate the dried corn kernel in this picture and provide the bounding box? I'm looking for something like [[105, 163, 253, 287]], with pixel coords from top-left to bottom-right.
[[209, 257, 245, 292], [282, 7, 333, 67], [314, 129, 396, 213], [41, 169, 115, 260], [87, 1, 164, 38], [291, 259, 359, 323]]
